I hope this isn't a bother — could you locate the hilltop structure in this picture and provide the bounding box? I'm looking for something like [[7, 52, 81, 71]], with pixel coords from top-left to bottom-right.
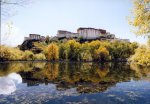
[[56, 30, 78, 39], [21, 34, 46, 51], [23, 28, 130, 43], [56, 27, 129, 42], [24, 34, 45, 41], [21, 27, 130, 51]]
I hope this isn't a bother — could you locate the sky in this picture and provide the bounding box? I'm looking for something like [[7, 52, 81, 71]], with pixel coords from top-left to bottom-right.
[[1, 0, 147, 46]]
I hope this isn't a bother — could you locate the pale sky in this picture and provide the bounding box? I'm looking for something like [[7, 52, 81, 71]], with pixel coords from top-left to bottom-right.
[[1, 0, 147, 46]]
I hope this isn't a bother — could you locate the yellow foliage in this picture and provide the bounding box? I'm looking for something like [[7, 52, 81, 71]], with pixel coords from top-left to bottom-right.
[[22, 50, 34, 60], [94, 46, 109, 61], [34, 53, 46, 60], [129, 0, 150, 35], [47, 43, 59, 61], [66, 39, 81, 61], [130, 45, 150, 66], [0, 45, 23, 60]]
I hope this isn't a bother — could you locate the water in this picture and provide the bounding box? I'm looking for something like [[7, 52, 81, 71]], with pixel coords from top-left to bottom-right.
[[0, 62, 150, 104]]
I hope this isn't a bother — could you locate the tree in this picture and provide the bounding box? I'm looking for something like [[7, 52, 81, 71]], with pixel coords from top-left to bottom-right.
[[129, 0, 150, 36], [66, 40, 81, 61], [130, 45, 150, 67], [45, 36, 50, 44], [47, 43, 59, 61], [59, 44, 68, 60], [89, 40, 101, 60], [95, 46, 109, 61], [80, 42, 92, 61], [129, 0, 150, 67], [108, 41, 137, 60]]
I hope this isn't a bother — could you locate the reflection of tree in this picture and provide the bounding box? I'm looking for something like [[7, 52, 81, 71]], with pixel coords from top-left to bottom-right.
[[1, 62, 149, 93], [105, 63, 136, 82], [95, 64, 109, 78], [130, 63, 150, 80], [0, 63, 24, 76], [44, 63, 59, 80]]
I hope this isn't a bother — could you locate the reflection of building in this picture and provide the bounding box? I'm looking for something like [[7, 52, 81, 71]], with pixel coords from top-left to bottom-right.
[[24, 34, 45, 41]]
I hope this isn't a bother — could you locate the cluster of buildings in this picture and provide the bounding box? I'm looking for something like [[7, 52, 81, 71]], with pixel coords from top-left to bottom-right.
[[57, 28, 114, 40], [24, 27, 129, 42], [24, 34, 45, 41]]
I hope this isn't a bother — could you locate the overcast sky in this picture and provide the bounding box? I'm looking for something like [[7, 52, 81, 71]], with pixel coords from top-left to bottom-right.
[[1, 0, 147, 46]]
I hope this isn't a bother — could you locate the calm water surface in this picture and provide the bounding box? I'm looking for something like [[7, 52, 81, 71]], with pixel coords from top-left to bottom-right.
[[0, 62, 150, 104]]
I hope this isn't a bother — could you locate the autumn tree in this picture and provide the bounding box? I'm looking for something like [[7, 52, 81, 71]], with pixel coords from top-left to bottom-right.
[[109, 41, 138, 60], [59, 44, 68, 60], [80, 42, 92, 61], [130, 45, 150, 67], [129, 0, 150, 36], [89, 40, 101, 60], [95, 46, 110, 61], [47, 43, 59, 61], [66, 40, 81, 61]]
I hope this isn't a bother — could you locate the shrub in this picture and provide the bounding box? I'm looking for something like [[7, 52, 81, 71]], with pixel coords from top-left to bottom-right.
[[22, 50, 34, 60], [0, 45, 23, 61], [34, 53, 46, 60]]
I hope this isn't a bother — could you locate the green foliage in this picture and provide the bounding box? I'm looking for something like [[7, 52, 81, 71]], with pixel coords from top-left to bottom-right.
[[108, 41, 138, 60]]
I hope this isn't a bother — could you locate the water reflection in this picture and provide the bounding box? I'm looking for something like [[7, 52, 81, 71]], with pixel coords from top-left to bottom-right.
[[0, 62, 149, 94], [0, 62, 150, 104], [0, 73, 22, 95]]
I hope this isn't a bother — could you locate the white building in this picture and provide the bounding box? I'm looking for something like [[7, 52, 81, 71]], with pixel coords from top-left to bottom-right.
[[24, 34, 45, 41], [77, 27, 107, 39], [55, 27, 129, 42], [57, 30, 78, 38]]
